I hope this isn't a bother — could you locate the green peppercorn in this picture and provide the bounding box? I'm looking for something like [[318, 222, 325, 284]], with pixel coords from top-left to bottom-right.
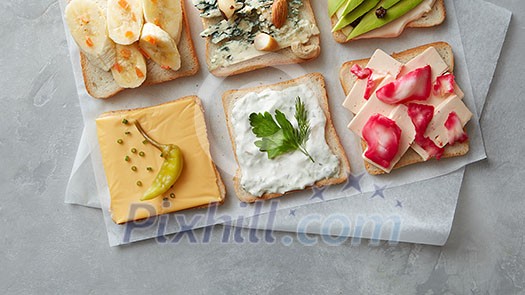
[[125, 156, 130, 162], [131, 148, 137, 153], [375, 6, 387, 18], [131, 166, 137, 172], [170, 193, 175, 199], [139, 151, 145, 157], [136, 181, 142, 186], [117, 139, 124, 144], [122, 118, 129, 125], [142, 140, 148, 145]]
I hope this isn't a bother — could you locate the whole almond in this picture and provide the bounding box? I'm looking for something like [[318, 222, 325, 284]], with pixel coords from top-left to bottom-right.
[[272, 0, 288, 29]]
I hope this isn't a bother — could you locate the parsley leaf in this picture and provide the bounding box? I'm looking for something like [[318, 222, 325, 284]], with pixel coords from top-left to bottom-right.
[[249, 97, 314, 162]]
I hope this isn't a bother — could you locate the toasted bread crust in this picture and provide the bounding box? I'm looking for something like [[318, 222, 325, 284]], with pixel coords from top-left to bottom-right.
[[339, 42, 469, 175], [222, 73, 350, 202], [331, 0, 446, 44], [81, 0, 199, 99], [408, 0, 446, 28], [199, 0, 320, 77]]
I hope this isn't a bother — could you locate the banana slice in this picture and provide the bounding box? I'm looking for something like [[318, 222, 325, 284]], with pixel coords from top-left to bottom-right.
[[139, 23, 181, 70], [142, 0, 183, 44], [107, 0, 144, 45], [65, 0, 116, 71], [111, 44, 147, 88]]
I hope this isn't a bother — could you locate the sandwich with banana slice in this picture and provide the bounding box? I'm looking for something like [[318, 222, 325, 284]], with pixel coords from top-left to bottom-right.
[[329, 0, 446, 43], [64, 0, 199, 98], [192, 0, 322, 77]]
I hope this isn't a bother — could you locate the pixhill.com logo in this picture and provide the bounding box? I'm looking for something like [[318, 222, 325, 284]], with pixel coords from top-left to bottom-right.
[[123, 199, 403, 246]]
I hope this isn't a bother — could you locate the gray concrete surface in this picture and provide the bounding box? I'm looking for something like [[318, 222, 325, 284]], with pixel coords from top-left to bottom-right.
[[1, 0, 524, 294]]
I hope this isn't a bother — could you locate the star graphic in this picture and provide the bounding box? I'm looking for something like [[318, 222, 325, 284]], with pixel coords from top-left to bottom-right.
[[309, 186, 327, 201], [395, 200, 403, 208], [370, 184, 387, 199], [289, 209, 296, 216], [342, 173, 364, 192]]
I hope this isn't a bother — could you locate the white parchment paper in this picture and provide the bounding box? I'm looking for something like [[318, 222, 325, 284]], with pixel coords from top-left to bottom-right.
[[61, 0, 508, 246]]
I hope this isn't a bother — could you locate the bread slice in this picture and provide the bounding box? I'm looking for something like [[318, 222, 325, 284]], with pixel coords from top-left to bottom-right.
[[97, 96, 226, 223], [339, 42, 469, 175], [198, 0, 320, 77], [222, 73, 350, 202], [331, 0, 446, 44], [80, 0, 199, 99]]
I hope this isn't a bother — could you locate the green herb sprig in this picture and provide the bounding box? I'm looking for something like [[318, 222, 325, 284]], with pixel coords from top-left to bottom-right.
[[249, 97, 314, 162]]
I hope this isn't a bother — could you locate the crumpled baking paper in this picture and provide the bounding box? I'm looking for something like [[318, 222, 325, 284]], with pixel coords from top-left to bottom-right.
[[61, 0, 509, 246]]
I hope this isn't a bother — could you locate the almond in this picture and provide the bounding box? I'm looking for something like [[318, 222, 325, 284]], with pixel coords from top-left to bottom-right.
[[272, 0, 288, 29]]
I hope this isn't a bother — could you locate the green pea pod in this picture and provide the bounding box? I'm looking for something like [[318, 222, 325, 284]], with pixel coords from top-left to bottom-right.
[[328, 0, 348, 17], [346, 0, 425, 41], [332, 0, 380, 32], [134, 121, 184, 201]]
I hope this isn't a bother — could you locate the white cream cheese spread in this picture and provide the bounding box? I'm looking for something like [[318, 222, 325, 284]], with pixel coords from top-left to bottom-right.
[[231, 84, 340, 196]]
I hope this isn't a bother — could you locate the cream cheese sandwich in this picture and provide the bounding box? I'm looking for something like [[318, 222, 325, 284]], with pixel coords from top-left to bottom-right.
[[222, 73, 350, 202]]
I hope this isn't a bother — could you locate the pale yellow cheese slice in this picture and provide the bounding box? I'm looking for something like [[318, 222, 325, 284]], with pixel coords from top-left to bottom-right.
[[96, 96, 224, 224]]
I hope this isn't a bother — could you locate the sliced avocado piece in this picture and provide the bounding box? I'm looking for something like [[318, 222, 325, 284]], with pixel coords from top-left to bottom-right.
[[339, 0, 366, 17], [346, 0, 425, 41], [381, 0, 404, 9], [329, 0, 348, 17], [332, 0, 381, 32]]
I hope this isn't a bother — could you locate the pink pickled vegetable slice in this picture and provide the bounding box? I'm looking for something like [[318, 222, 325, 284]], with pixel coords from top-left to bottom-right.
[[362, 114, 402, 169]]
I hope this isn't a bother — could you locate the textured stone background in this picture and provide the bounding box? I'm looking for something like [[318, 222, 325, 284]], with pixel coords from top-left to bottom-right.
[[1, 0, 524, 294]]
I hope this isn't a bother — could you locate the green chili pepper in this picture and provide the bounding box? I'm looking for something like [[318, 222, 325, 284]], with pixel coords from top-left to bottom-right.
[[332, 0, 380, 32], [134, 121, 184, 201], [347, 0, 424, 41]]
